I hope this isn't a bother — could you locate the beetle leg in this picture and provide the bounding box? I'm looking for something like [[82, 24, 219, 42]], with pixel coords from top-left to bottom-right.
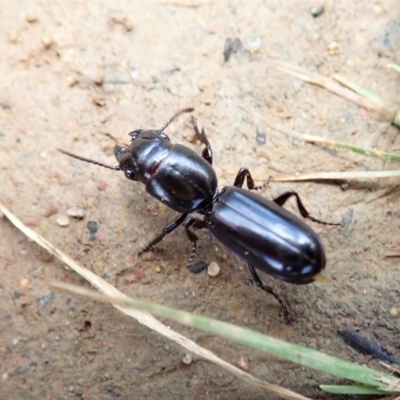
[[248, 264, 295, 322], [191, 117, 213, 165], [138, 213, 188, 255], [184, 217, 207, 268], [159, 108, 194, 132], [233, 168, 271, 191], [273, 191, 341, 226]]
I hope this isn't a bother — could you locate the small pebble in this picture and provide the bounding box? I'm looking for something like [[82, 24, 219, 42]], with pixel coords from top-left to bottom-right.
[[327, 41, 339, 51], [87, 220, 98, 234], [8, 29, 19, 43], [41, 36, 53, 49], [23, 217, 40, 227], [341, 208, 353, 227], [25, 12, 38, 23], [189, 261, 208, 274], [155, 266, 162, 273], [97, 180, 107, 191], [243, 36, 263, 53], [131, 268, 146, 281], [110, 14, 134, 32], [182, 130, 197, 143], [20, 278, 29, 287], [140, 251, 156, 261], [354, 317, 365, 327], [90, 72, 104, 86], [255, 130, 266, 145], [390, 307, 398, 317], [310, 4, 324, 18], [67, 75, 79, 87], [47, 170, 61, 179], [93, 97, 106, 107], [19, 295, 31, 306], [44, 204, 58, 217], [87, 221, 99, 240], [56, 214, 70, 227], [223, 37, 243, 62], [339, 181, 349, 191], [132, 365, 146, 372], [207, 262, 220, 277], [37, 292, 55, 308], [236, 356, 249, 371], [67, 208, 85, 219], [182, 354, 192, 365], [223, 38, 234, 62], [292, 78, 305, 90]]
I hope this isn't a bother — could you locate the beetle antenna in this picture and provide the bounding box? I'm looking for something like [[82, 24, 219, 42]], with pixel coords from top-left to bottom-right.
[[159, 107, 194, 132], [58, 149, 120, 171]]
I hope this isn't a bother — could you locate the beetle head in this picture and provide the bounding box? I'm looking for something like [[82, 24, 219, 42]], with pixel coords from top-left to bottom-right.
[[114, 145, 136, 180]]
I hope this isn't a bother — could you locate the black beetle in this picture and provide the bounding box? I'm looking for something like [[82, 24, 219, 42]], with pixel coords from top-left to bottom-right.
[[59, 109, 339, 319]]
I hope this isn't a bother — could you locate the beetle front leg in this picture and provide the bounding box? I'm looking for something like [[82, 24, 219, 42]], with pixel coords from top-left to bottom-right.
[[233, 168, 271, 191], [191, 117, 213, 165], [138, 213, 188, 255], [247, 264, 295, 322], [184, 217, 207, 268], [273, 191, 341, 226]]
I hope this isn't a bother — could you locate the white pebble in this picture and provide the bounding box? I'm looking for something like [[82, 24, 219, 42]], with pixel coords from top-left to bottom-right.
[[207, 262, 220, 277], [67, 208, 85, 219], [244, 36, 263, 53], [182, 353, 192, 365], [56, 214, 70, 227]]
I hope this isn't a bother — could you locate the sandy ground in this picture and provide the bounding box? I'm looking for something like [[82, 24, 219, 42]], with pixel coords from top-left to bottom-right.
[[1, 1, 400, 399]]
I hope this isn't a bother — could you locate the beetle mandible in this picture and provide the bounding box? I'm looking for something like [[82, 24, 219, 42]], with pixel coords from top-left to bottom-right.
[[59, 108, 339, 319]]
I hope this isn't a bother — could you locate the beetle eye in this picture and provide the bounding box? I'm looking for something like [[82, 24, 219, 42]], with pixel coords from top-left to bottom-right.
[[125, 169, 135, 179], [159, 132, 170, 141], [114, 145, 127, 162], [128, 129, 144, 139], [117, 152, 136, 181]]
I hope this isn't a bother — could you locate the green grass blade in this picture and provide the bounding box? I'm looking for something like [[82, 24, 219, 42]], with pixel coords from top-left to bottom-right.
[[279, 128, 400, 163], [333, 75, 385, 107], [52, 282, 400, 394], [333, 140, 400, 162], [388, 63, 400, 73], [320, 385, 389, 395], [240, 105, 400, 162]]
